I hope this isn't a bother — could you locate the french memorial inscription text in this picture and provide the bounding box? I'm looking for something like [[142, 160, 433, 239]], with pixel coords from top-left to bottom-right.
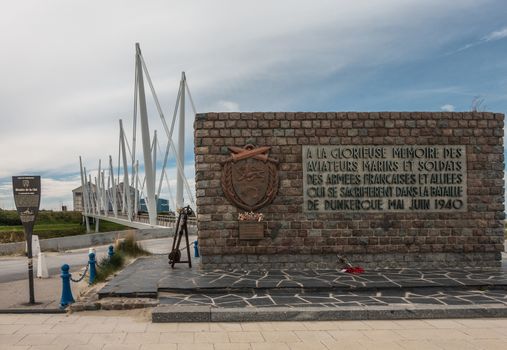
[[303, 145, 467, 212]]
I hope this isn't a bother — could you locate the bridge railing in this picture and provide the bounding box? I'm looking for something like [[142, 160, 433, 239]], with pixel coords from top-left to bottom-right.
[[86, 210, 196, 228]]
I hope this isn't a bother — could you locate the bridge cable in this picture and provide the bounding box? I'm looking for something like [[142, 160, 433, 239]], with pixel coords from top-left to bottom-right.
[[139, 54, 194, 209]]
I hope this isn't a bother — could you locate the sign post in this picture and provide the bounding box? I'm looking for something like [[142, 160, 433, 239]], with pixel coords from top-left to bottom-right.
[[12, 176, 41, 304]]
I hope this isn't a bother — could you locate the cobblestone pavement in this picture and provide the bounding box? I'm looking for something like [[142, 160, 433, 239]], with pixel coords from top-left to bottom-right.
[[0, 311, 505, 349], [158, 287, 507, 308]]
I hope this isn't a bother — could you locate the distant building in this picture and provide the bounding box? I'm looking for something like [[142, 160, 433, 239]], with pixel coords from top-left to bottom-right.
[[72, 182, 138, 213], [113, 182, 139, 213], [139, 198, 170, 213], [72, 183, 97, 212]]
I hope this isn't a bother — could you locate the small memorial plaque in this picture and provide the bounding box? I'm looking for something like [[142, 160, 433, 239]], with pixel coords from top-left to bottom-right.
[[303, 145, 467, 213], [12, 176, 41, 231], [239, 222, 265, 240]]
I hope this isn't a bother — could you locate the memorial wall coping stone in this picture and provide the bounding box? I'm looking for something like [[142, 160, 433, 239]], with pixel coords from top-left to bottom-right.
[[194, 112, 505, 270]]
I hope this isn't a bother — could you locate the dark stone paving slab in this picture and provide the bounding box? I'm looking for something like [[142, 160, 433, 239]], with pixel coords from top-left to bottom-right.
[[156, 287, 507, 309], [99, 254, 507, 321], [99, 255, 507, 298], [98, 256, 169, 298]]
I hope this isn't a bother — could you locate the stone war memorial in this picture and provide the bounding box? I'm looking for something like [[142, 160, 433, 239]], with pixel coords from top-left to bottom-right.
[[194, 112, 505, 270]]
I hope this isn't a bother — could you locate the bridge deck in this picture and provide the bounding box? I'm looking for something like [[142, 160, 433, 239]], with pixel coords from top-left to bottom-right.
[[84, 212, 196, 230]]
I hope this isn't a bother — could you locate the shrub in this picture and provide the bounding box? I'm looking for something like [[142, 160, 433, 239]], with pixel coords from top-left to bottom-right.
[[92, 234, 150, 283], [95, 251, 125, 282], [115, 233, 150, 257], [0, 210, 22, 226]]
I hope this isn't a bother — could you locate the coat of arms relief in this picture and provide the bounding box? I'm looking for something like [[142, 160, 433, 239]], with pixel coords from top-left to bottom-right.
[[221, 144, 279, 211]]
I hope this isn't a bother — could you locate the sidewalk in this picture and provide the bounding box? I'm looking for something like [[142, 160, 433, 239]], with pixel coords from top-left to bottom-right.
[[0, 310, 505, 349], [0, 236, 189, 312], [0, 275, 88, 312]]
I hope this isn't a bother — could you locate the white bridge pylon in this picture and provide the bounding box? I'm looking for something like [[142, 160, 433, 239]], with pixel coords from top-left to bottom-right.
[[79, 43, 197, 231]]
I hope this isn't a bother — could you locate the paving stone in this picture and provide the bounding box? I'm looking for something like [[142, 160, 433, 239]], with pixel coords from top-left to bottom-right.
[[27, 345, 67, 350], [213, 343, 252, 350], [260, 330, 300, 343], [140, 344, 177, 350], [123, 332, 161, 344], [18, 333, 59, 345], [52, 333, 92, 346], [102, 345, 140, 350], [89, 333, 126, 345], [178, 344, 214, 350], [194, 331, 230, 343], [0, 324, 23, 334], [159, 332, 194, 344], [288, 341, 327, 350], [228, 331, 265, 343], [0, 334, 25, 345]]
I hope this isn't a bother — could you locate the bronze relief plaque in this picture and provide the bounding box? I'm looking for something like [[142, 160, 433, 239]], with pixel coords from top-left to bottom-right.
[[221, 144, 279, 211]]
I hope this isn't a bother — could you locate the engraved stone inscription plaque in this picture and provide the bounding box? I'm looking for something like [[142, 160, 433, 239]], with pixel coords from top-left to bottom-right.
[[303, 145, 467, 213]]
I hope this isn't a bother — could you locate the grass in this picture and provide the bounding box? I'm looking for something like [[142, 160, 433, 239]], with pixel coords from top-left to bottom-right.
[[116, 233, 151, 257], [0, 210, 128, 243], [94, 233, 150, 283], [95, 251, 126, 282]]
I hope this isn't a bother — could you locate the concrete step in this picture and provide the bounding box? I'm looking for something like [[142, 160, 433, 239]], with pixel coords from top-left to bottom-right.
[[151, 303, 507, 322]]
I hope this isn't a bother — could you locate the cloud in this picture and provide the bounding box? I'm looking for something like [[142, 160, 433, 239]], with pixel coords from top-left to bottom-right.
[[483, 27, 507, 41], [440, 104, 455, 112], [210, 100, 240, 112], [456, 25, 507, 52]]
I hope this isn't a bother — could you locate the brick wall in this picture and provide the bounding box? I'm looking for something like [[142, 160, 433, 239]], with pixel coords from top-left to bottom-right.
[[194, 112, 505, 270]]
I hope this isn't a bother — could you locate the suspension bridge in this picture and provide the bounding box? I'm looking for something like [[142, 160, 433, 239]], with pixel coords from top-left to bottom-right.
[[79, 43, 197, 232]]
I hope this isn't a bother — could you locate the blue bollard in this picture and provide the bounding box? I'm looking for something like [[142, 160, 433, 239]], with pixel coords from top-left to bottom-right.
[[88, 252, 96, 284], [108, 245, 114, 260], [194, 240, 199, 258], [60, 264, 75, 308]]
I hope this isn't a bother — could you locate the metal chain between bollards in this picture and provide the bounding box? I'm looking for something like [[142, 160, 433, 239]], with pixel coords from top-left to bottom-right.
[[170, 240, 200, 257], [69, 263, 89, 283], [176, 240, 194, 251], [61, 249, 113, 308]]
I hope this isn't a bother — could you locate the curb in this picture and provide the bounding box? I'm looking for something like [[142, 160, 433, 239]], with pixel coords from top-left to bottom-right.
[[70, 298, 159, 312], [152, 304, 507, 323], [0, 308, 66, 314]]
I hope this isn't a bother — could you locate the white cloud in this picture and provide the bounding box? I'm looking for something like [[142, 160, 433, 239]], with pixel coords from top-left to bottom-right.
[[483, 26, 507, 42], [456, 25, 507, 52], [210, 100, 240, 112], [440, 104, 455, 112]]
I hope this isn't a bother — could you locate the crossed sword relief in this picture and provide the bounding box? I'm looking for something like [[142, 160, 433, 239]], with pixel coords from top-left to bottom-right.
[[224, 145, 279, 164]]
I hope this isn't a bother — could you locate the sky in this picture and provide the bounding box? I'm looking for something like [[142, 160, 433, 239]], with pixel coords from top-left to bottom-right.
[[0, 0, 507, 210]]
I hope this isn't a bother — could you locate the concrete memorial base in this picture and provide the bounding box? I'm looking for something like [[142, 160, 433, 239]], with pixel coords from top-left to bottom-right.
[[96, 255, 507, 322]]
